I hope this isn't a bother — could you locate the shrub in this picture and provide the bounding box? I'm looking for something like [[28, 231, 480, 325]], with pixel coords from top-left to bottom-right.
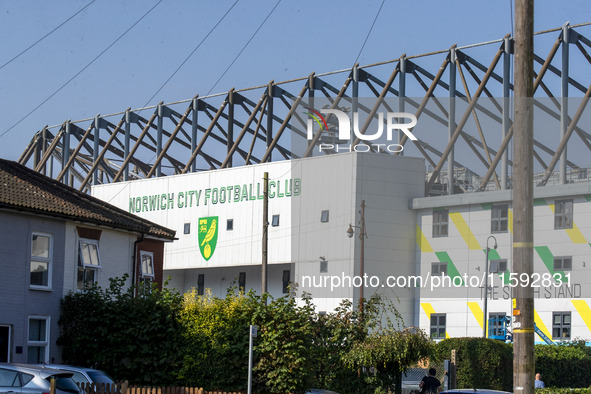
[[535, 341, 591, 388]]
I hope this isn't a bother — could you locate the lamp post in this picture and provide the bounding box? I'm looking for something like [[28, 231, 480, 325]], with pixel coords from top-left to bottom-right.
[[483, 235, 498, 338], [347, 200, 366, 311]]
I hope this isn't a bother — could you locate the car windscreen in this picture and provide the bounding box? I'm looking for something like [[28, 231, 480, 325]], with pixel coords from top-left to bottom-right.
[[47, 375, 80, 393], [86, 371, 115, 385]]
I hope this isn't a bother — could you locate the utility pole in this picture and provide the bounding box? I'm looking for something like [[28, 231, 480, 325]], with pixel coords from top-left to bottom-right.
[[262, 172, 269, 303], [513, 1, 535, 393]]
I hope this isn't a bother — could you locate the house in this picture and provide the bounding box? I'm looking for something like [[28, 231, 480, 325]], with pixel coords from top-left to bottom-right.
[[0, 159, 175, 364]]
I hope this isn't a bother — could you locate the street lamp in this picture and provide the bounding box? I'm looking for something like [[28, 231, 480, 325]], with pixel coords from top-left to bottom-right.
[[347, 200, 366, 311], [483, 235, 498, 338]]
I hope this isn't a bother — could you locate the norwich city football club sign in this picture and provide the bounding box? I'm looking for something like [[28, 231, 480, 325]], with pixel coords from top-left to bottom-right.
[[198, 216, 218, 261]]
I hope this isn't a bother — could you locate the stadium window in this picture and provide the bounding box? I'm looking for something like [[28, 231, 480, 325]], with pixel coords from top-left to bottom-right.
[[430, 313, 446, 339], [554, 256, 572, 271], [489, 312, 506, 338], [238, 272, 246, 292], [282, 270, 290, 294], [227, 219, 234, 231], [432, 210, 448, 237], [552, 312, 571, 340], [489, 259, 507, 274], [491, 204, 508, 233], [431, 262, 447, 276], [320, 210, 329, 223], [554, 199, 573, 229], [184, 223, 191, 234], [272, 215, 280, 227], [320, 260, 328, 273], [197, 274, 204, 296]]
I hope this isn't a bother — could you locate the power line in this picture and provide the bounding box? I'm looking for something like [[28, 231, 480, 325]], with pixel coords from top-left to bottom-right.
[[206, 0, 283, 96], [0, 0, 164, 141], [353, 0, 386, 66], [0, 0, 97, 71], [141, 0, 241, 108]]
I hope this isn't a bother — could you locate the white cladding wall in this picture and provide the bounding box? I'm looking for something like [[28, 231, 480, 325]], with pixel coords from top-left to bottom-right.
[[416, 192, 591, 342], [93, 153, 426, 324]]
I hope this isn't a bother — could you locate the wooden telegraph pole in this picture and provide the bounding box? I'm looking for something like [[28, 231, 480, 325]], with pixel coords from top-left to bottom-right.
[[513, 1, 535, 393]]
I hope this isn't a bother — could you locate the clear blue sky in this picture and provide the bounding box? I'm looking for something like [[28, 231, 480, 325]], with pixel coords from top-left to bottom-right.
[[0, 0, 589, 161]]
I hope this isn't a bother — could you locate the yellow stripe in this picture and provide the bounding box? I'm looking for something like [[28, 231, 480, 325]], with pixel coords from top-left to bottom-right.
[[566, 223, 587, 244], [513, 242, 534, 248], [548, 204, 587, 244], [416, 225, 433, 253], [514, 328, 534, 333], [467, 302, 485, 331], [534, 309, 552, 340], [449, 212, 481, 250], [572, 300, 591, 334], [508, 209, 513, 234]]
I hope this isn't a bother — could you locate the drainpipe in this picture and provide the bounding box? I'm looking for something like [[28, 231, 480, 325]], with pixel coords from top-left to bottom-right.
[[132, 234, 144, 296]]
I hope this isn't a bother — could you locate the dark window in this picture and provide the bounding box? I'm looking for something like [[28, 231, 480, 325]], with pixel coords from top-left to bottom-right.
[[489, 259, 507, 274], [227, 219, 234, 231], [430, 313, 446, 339], [489, 312, 506, 338], [238, 272, 246, 292], [321, 210, 329, 223], [320, 260, 328, 273], [272, 215, 280, 227], [184, 223, 191, 234], [555, 199, 573, 229], [431, 262, 447, 275], [282, 270, 290, 294], [197, 274, 204, 296], [491, 204, 508, 233], [552, 312, 571, 340], [554, 256, 572, 271], [432, 210, 449, 237]]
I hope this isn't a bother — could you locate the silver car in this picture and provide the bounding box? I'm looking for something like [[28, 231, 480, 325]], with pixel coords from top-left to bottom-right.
[[38, 365, 114, 387], [0, 363, 80, 394]]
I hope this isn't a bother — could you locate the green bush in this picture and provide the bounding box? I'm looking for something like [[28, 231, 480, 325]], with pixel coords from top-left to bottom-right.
[[433, 337, 513, 391], [535, 341, 591, 388], [536, 389, 591, 393]]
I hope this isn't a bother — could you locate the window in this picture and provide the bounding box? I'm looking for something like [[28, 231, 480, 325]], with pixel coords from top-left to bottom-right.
[[271, 215, 280, 227], [0, 368, 19, 387], [555, 199, 573, 229], [197, 274, 205, 296], [320, 260, 328, 273], [27, 317, 49, 363], [431, 262, 447, 275], [282, 270, 290, 294], [432, 210, 448, 237], [140, 251, 154, 281], [489, 312, 506, 338], [489, 259, 507, 274], [238, 272, 246, 292], [77, 239, 101, 290], [554, 256, 572, 271], [320, 210, 330, 223], [184, 223, 191, 234], [227, 219, 234, 231], [552, 312, 571, 339], [30, 233, 52, 289], [430, 313, 446, 339], [491, 204, 508, 233]]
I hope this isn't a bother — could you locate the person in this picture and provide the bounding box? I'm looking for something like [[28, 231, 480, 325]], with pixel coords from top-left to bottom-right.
[[535, 373, 545, 388], [420, 368, 442, 394]]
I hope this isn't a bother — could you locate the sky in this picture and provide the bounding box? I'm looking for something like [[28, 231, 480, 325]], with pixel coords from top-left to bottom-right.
[[0, 0, 590, 162]]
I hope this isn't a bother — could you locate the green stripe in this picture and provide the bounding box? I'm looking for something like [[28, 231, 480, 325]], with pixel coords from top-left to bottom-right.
[[584, 195, 591, 202], [481, 203, 492, 210], [435, 251, 464, 286], [482, 249, 509, 284], [533, 198, 547, 206], [534, 246, 567, 282]]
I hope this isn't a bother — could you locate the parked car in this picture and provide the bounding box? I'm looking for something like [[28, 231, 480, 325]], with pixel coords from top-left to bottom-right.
[[38, 365, 115, 386], [0, 363, 80, 394]]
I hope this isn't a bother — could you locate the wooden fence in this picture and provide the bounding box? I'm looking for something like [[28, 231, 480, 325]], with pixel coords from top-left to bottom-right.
[[78, 382, 244, 394]]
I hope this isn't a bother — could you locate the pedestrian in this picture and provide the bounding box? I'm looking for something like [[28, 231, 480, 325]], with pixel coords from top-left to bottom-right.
[[420, 368, 442, 394], [535, 373, 545, 388]]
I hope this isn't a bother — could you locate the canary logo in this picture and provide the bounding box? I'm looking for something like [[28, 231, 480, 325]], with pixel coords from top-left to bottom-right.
[[198, 216, 218, 261]]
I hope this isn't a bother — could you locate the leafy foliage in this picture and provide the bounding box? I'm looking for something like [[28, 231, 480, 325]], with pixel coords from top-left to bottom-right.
[[433, 337, 513, 391], [535, 341, 591, 388], [58, 276, 184, 385]]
